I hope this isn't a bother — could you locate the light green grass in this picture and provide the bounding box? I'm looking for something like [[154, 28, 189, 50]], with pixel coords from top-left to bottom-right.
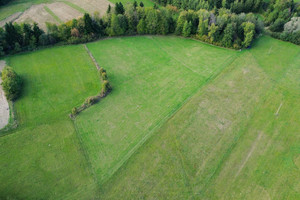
[[0, 36, 299, 200], [98, 36, 300, 199], [75, 36, 237, 184], [0, 44, 101, 199], [44, 5, 63, 23]]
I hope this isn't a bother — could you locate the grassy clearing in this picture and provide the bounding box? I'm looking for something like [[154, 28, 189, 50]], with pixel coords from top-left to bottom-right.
[[75, 36, 237, 184], [44, 5, 63, 23], [99, 36, 300, 199], [0, 44, 101, 199], [0, 36, 299, 200]]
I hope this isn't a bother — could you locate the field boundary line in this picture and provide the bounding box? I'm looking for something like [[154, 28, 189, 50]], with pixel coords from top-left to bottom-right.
[[84, 44, 100, 70], [150, 37, 204, 77], [100, 51, 241, 186], [71, 120, 102, 194]]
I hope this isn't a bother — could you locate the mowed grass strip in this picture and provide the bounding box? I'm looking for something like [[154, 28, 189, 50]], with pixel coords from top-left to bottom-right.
[[98, 36, 300, 199], [61, 1, 87, 14], [0, 44, 101, 199], [75, 36, 237, 184], [44, 5, 63, 23]]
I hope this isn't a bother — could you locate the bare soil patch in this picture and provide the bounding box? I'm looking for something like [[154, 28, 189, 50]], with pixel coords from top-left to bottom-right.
[[0, 12, 22, 27], [0, 60, 9, 130], [14, 4, 58, 30], [67, 0, 114, 16], [47, 2, 82, 22]]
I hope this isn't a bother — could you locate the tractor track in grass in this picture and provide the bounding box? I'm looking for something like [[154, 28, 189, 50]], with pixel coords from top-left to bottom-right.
[[196, 48, 300, 198]]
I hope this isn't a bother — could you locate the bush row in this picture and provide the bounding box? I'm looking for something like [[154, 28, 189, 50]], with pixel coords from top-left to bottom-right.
[[70, 67, 112, 118]]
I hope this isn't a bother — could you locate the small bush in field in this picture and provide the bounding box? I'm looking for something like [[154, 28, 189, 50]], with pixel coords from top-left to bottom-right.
[[101, 80, 111, 96], [85, 96, 98, 106], [101, 72, 108, 80], [71, 107, 78, 116], [99, 67, 106, 74], [1, 66, 22, 101]]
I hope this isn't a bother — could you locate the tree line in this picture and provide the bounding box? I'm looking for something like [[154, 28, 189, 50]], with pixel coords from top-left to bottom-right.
[[0, 2, 263, 56], [153, 0, 264, 14]]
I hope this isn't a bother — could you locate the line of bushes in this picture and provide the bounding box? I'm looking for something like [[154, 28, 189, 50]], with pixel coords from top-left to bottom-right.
[[0, 2, 264, 56], [70, 67, 112, 118]]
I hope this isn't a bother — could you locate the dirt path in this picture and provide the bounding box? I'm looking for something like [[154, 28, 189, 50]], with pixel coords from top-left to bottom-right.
[[0, 60, 9, 130]]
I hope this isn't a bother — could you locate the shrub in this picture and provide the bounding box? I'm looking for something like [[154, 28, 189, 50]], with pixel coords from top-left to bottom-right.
[[84, 96, 98, 106], [101, 72, 108, 80], [269, 18, 285, 32], [99, 67, 106, 74], [101, 80, 111, 96], [71, 107, 78, 116], [1, 66, 22, 101]]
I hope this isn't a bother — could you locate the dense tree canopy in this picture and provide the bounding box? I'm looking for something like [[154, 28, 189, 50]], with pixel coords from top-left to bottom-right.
[[1, 66, 22, 101], [0, 2, 264, 56]]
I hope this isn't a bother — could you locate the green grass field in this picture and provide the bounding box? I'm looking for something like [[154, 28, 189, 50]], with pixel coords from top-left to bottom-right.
[[0, 45, 101, 199], [75, 36, 237, 184], [0, 36, 299, 199], [98, 36, 300, 199]]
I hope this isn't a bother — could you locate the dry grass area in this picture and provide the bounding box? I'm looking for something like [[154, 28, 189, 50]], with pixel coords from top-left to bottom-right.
[[47, 2, 82, 22], [0, 0, 113, 30], [14, 4, 57, 30]]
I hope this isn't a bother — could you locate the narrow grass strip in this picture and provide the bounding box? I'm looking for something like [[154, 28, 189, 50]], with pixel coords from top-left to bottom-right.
[[61, 1, 87, 14], [44, 6, 63, 24]]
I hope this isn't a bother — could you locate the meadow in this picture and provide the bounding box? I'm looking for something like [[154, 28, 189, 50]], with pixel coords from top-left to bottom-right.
[[0, 44, 101, 199], [0, 36, 299, 199], [98, 36, 300, 199]]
